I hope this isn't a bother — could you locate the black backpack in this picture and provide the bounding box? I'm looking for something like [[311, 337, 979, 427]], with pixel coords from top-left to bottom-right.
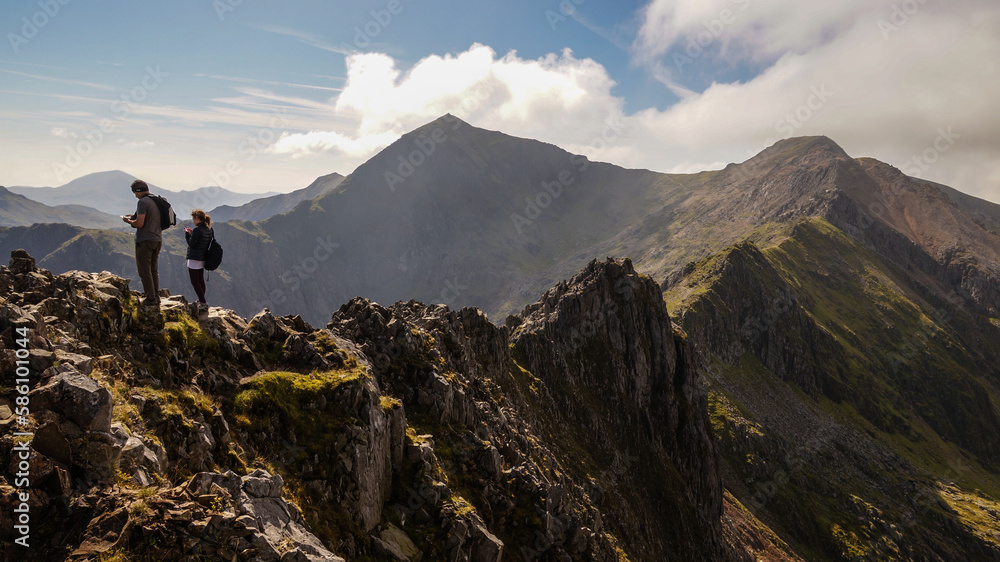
[[148, 194, 177, 230], [205, 233, 223, 271]]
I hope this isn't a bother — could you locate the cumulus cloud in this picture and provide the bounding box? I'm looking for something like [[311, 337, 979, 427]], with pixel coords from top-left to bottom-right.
[[635, 0, 870, 64], [266, 3, 1000, 202], [267, 44, 624, 162], [269, 129, 399, 158], [626, 0, 1000, 201]]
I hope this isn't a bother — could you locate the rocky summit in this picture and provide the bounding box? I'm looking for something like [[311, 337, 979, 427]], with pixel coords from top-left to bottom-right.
[[0, 250, 795, 561]]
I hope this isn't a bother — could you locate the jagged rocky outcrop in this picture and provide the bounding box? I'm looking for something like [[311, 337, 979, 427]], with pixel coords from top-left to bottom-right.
[[328, 258, 736, 560], [0, 250, 785, 560], [508, 259, 725, 558]]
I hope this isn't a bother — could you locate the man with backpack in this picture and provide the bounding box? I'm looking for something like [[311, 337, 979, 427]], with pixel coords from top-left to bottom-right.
[[122, 179, 163, 307]]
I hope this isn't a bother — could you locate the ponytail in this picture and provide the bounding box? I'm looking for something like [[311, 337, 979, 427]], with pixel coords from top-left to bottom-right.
[[191, 209, 212, 227]]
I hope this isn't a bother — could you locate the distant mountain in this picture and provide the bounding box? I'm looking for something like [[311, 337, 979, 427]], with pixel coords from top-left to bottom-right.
[[7, 117, 1000, 325], [209, 172, 345, 222], [227, 114, 697, 321], [0, 223, 136, 277], [0, 185, 124, 229], [9, 170, 278, 219]]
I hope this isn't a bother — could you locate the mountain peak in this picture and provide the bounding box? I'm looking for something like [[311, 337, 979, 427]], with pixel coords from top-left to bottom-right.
[[405, 113, 468, 133], [64, 169, 139, 186], [513, 257, 640, 322], [720, 136, 853, 188], [757, 135, 850, 163]]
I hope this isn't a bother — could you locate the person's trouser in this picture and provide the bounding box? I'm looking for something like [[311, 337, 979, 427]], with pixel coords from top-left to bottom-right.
[[135, 240, 161, 302], [188, 267, 206, 303]]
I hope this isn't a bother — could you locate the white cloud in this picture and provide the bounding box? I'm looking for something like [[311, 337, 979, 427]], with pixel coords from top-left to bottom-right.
[[268, 44, 624, 161], [51, 127, 76, 138], [197, 73, 343, 93], [635, 0, 870, 65], [260, 4, 1000, 203], [119, 140, 156, 149], [269, 130, 399, 158], [254, 25, 351, 55], [623, 0, 1000, 202], [0, 69, 115, 91]]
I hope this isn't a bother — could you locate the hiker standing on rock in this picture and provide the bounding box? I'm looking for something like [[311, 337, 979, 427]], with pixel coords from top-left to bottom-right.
[[184, 209, 213, 309], [122, 179, 162, 306]]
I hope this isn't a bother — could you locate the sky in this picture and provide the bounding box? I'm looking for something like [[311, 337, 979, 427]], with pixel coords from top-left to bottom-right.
[[1, 0, 998, 203]]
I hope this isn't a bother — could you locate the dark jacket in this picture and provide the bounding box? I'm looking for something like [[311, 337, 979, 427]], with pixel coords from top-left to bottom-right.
[[185, 225, 214, 261]]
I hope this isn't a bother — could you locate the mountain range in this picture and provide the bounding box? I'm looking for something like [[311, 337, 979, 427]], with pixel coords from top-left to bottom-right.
[[8, 170, 278, 220], [11, 116, 997, 327], [2, 115, 1000, 559]]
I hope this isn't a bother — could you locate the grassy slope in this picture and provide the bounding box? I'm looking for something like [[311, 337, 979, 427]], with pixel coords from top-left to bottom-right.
[[666, 217, 1000, 560]]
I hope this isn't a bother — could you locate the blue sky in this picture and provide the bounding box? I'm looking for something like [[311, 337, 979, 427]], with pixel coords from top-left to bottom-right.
[[2, 0, 998, 203]]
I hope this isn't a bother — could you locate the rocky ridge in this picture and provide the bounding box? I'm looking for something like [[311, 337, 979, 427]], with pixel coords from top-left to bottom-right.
[[0, 250, 790, 560]]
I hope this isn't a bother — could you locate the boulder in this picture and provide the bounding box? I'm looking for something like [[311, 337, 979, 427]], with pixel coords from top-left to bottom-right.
[[9, 249, 36, 274], [244, 309, 286, 342], [33, 421, 72, 466], [30, 370, 113, 433], [54, 349, 94, 375], [375, 523, 422, 561], [71, 431, 122, 484], [28, 349, 56, 373], [470, 525, 503, 562], [184, 471, 345, 562]]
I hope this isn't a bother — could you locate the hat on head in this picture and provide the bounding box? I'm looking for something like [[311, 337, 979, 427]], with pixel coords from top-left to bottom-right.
[[130, 179, 149, 193]]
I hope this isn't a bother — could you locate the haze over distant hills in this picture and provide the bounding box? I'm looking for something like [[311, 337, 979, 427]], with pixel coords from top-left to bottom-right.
[[9, 170, 278, 218], [0, 185, 124, 229], [7, 116, 1000, 323], [3, 115, 1000, 558], [208, 172, 345, 223]]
